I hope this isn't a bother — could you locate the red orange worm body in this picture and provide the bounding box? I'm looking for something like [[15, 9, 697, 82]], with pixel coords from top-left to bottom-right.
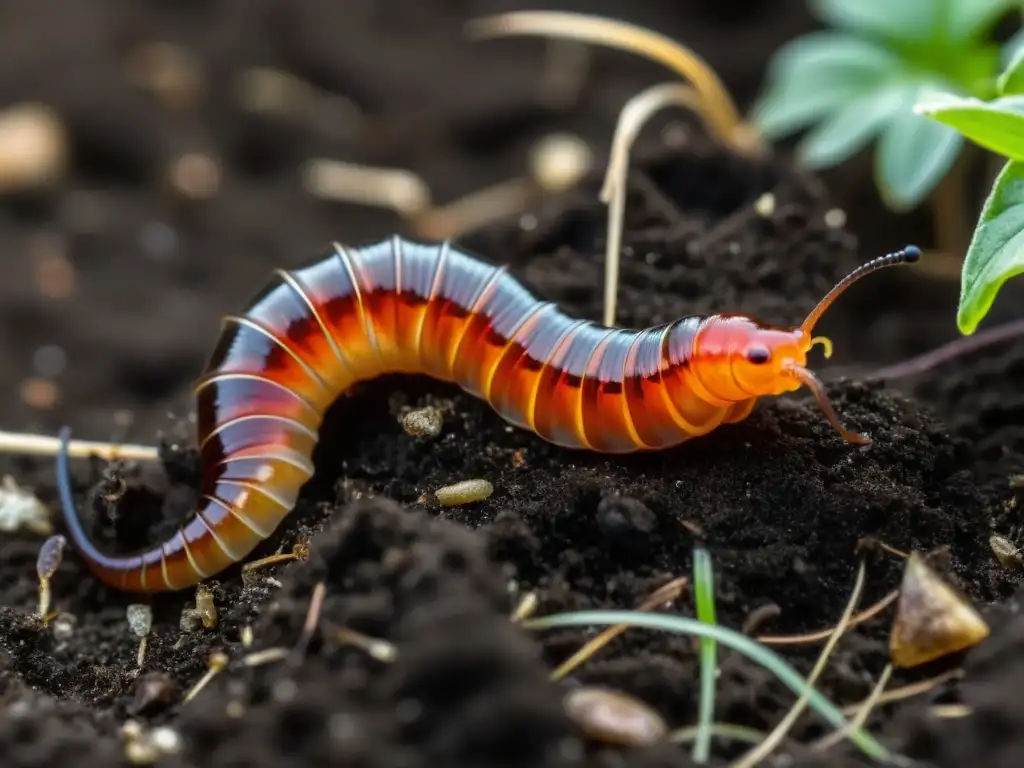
[[57, 237, 920, 592]]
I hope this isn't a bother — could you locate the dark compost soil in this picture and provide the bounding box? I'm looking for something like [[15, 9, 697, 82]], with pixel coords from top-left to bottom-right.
[[2, 2, 1024, 767]]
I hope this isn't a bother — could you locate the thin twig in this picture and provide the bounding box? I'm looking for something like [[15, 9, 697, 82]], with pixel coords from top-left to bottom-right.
[[289, 581, 325, 666], [0, 430, 159, 461], [550, 575, 688, 681], [730, 560, 867, 768], [811, 664, 892, 752], [757, 590, 898, 646], [840, 668, 964, 716], [863, 318, 1024, 382]]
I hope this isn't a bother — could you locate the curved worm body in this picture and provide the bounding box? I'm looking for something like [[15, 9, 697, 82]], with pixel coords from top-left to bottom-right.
[[57, 237, 920, 592]]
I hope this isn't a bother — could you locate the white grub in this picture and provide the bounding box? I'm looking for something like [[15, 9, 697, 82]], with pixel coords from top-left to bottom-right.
[[433, 479, 494, 507], [400, 406, 444, 438], [0, 475, 53, 536]]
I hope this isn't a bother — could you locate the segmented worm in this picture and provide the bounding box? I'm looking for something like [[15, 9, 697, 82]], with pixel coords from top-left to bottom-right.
[[56, 237, 920, 592]]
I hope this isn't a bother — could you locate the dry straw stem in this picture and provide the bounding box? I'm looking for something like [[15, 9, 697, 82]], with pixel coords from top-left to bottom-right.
[[413, 133, 593, 240], [839, 668, 963, 715], [889, 552, 990, 668], [599, 82, 705, 326], [465, 11, 759, 156], [811, 664, 893, 752], [729, 559, 868, 768], [549, 575, 689, 681], [303, 158, 432, 218], [757, 589, 899, 646], [0, 430, 160, 462]]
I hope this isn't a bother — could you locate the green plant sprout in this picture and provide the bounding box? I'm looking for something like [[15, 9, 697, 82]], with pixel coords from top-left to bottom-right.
[[523, 609, 902, 764], [752, 0, 1021, 219], [692, 547, 718, 764], [915, 46, 1024, 332]]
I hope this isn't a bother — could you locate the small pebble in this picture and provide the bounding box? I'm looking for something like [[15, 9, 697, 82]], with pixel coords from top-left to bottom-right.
[[990, 534, 1023, 570], [127, 604, 153, 637], [180, 607, 202, 633], [753, 192, 775, 218], [51, 612, 77, 641], [400, 406, 443, 438], [128, 671, 179, 716], [0, 103, 67, 192], [563, 686, 667, 746], [824, 208, 847, 229], [595, 495, 657, 541], [529, 133, 593, 192], [169, 153, 221, 199]]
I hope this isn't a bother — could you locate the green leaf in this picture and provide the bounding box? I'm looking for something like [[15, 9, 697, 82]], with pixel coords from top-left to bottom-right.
[[915, 92, 1024, 160], [949, 0, 1024, 43], [875, 87, 964, 210], [797, 83, 910, 168], [958, 159, 1024, 334], [999, 44, 1024, 94], [752, 32, 903, 138], [810, 0, 940, 42], [1003, 28, 1024, 69]]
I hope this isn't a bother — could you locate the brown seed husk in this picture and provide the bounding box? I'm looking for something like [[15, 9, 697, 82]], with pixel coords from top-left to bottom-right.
[[563, 686, 667, 746], [889, 551, 990, 668]]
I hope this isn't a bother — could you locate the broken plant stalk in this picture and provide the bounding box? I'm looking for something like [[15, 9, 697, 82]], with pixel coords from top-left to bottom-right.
[[600, 82, 706, 326], [465, 11, 759, 156]]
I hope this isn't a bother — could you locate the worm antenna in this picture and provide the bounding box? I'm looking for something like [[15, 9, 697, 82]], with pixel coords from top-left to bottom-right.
[[791, 366, 871, 445], [801, 245, 920, 334]]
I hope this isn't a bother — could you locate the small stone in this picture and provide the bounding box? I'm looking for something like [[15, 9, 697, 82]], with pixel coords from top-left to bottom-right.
[[596, 495, 657, 542], [128, 672, 179, 716]]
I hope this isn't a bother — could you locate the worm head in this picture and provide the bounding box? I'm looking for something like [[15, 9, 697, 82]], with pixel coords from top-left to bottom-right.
[[717, 244, 921, 446], [725, 321, 868, 445]]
